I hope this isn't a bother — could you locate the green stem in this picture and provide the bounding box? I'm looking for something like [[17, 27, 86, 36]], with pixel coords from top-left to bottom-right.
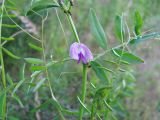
[[41, 15, 65, 120], [66, 13, 80, 43], [0, 0, 6, 88], [0, 0, 7, 120], [0, 48, 6, 88], [79, 64, 87, 120]]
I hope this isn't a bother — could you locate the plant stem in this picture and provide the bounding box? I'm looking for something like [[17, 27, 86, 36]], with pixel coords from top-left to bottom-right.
[[65, 9, 87, 120], [0, 48, 6, 88], [0, 0, 7, 120], [41, 13, 65, 120], [0, 0, 6, 88], [66, 13, 80, 43], [79, 64, 87, 120]]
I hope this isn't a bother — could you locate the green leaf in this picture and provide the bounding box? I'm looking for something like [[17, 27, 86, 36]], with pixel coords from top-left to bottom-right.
[[33, 78, 46, 92], [89, 9, 107, 49], [134, 10, 143, 36], [31, 71, 41, 78], [30, 66, 46, 71], [115, 15, 124, 41], [90, 61, 108, 83], [129, 32, 160, 45], [2, 47, 20, 59], [12, 79, 25, 96], [103, 100, 114, 111], [1, 37, 15, 41], [0, 92, 6, 119], [2, 24, 17, 28], [26, 1, 59, 15], [77, 97, 90, 113], [62, 109, 79, 116], [24, 58, 43, 64], [28, 43, 43, 51], [112, 49, 144, 64], [97, 67, 114, 74], [12, 64, 26, 96], [20, 64, 26, 80], [27, 78, 36, 94]]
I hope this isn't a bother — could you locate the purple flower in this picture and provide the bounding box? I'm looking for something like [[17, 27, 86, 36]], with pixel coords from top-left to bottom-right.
[[70, 42, 93, 64]]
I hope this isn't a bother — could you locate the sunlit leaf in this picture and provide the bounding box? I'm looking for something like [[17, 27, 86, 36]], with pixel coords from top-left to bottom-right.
[[134, 10, 143, 36], [30, 66, 46, 71], [2, 24, 17, 28], [112, 49, 144, 64], [89, 9, 107, 49], [1, 37, 15, 41]]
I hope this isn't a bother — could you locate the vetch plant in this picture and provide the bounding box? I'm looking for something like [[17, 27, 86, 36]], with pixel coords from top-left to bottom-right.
[[0, 0, 160, 120]]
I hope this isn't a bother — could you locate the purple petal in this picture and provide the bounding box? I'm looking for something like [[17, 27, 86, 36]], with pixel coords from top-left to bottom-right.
[[77, 53, 82, 64], [79, 43, 93, 61], [70, 42, 80, 60], [70, 42, 93, 64], [78, 52, 87, 64]]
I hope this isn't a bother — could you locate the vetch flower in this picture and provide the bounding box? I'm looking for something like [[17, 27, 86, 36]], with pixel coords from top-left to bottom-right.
[[70, 42, 93, 64]]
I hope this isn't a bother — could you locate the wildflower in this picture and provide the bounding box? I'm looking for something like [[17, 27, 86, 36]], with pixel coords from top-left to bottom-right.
[[70, 42, 93, 64]]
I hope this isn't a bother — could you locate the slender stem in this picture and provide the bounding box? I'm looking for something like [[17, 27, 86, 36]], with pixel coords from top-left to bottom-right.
[[41, 13, 65, 120], [55, 10, 69, 48], [0, 0, 6, 88], [79, 64, 87, 120], [0, 48, 6, 88], [0, 0, 7, 120], [66, 14, 80, 43]]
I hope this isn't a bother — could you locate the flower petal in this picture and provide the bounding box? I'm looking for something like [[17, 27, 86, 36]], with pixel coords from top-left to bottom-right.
[[69, 42, 93, 64], [79, 43, 93, 62], [69, 42, 80, 60]]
